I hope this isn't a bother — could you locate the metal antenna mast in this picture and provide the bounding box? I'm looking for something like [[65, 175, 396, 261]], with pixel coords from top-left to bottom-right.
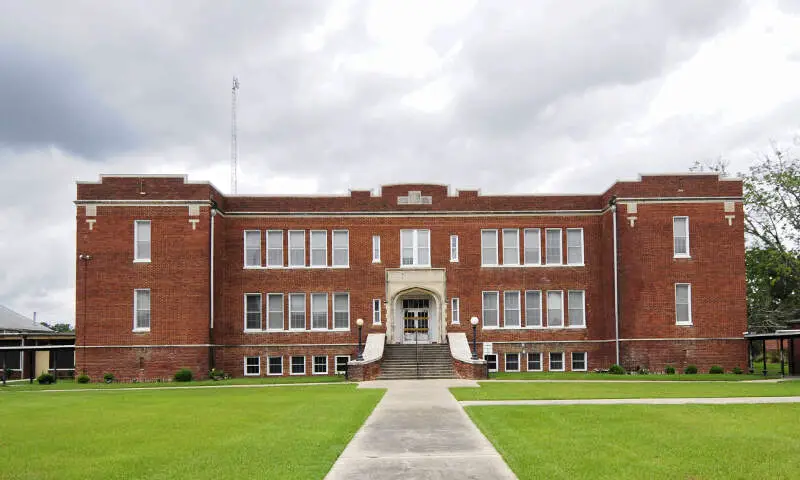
[[230, 76, 240, 194]]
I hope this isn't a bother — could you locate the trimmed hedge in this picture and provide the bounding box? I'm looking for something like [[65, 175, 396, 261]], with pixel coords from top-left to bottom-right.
[[174, 369, 193, 382]]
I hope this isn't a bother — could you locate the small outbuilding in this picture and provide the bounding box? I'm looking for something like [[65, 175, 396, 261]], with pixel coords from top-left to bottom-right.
[[743, 320, 800, 376], [0, 305, 76, 382]]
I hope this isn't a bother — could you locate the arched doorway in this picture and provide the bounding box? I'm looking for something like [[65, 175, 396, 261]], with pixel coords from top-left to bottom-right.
[[390, 288, 442, 344]]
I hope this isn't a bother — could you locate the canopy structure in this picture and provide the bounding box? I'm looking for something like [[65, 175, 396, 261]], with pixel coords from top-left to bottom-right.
[[743, 326, 800, 376]]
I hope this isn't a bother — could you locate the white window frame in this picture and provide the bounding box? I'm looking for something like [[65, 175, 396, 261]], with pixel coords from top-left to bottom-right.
[[266, 230, 284, 267], [244, 293, 263, 332], [527, 352, 543, 372], [482, 291, 499, 328], [243, 230, 261, 268], [547, 290, 564, 328], [484, 354, 498, 373], [545, 228, 563, 265], [400, 229, 431, 267], [335, 355, 350, 375], [524, 228, 541, 265], [451, 297, 460, 324], [372, 235, 381, 263], [372, 299, 381, 325], [289, 293, 306, 331], [673, 216, 690, 258], [310, 230, 328, 267], [481, 229, 499, 266], [288, 230, 306, 267], [311, 293, 329, 330], [333, 293, 350, 330], [503, 291, 521, 328], [502, 229, 520, 265], [504, 353, 520, 372], [567, 290, 586, 328], [133, 289, 151, 332], [244, 356, 261, 376], [267, 356, 283, 376], [332, 230, 349, 267], [566, 228, 584, 265], [134, 220, 151, 263], [312, 355, 328, 375], [267, 293, 284, 331], [571, 352, 588, 372], [549, 352, 565, 372], [525, 290, 542, 328], [450, 235, 459, 262], [290, 356, 306, 376], [675, 283, 692, 325]]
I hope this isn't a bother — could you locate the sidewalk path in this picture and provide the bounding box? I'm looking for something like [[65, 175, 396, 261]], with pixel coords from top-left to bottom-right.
[[325, 379, 516, 480], [460, 396, 800, 407]]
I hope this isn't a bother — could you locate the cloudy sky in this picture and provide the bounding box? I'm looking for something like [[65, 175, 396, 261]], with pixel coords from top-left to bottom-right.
[[1, 0, 800, 325]]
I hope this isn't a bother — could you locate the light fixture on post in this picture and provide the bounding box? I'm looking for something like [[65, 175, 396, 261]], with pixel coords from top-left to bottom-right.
[[356, 318, 364, 361], [470, 316, 479, 360]]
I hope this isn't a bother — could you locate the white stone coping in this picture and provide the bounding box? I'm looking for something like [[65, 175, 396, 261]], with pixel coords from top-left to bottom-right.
[[448, 332, 486, 365], [347, 333, 385, 365]]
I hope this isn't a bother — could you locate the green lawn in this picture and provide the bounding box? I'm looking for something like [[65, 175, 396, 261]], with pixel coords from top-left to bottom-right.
[[1, 384, 383, 480], [451, 380, 800, 401], [465, 404, 800, 479], [489, 370, 785, 381], [3, 375, 346, 391]]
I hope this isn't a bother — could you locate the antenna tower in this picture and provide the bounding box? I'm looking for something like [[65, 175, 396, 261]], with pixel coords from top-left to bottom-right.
[[230, 76, 240, 194]]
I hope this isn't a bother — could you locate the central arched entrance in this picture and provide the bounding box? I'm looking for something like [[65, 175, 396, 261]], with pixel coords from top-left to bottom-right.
[[391, 288, 441, 344]]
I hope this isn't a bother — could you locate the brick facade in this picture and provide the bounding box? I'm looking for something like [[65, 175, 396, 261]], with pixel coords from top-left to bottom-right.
[[75, 174, 747, 380]]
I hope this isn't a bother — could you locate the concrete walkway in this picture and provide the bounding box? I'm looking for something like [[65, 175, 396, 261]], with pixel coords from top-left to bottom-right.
[[325, 379, 517, 480], [460, 396, 800, 407]]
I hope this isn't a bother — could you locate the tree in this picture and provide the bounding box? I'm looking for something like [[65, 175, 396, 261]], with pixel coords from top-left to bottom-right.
[[39, 322, 75, 333]]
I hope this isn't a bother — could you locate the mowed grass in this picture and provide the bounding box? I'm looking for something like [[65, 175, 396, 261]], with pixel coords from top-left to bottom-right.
[[465, 404, 800, 480], [489, 370, 784, 381], [3, 375, 346, 391], [0, 384, 383, 480], [451, 380, 800, 401]]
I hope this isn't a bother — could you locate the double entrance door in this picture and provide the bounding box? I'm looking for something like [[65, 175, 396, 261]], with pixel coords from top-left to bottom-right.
[[403, 298, 430, 343]]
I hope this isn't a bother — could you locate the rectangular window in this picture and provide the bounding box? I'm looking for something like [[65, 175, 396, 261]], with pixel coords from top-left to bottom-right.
[[485, 354, 498, 372], [482, 292, 499, 328], [400, 229, 430, 266], [310, 230, 327, 267], [481, 229, 498, 266], [244, 356, 260, 376], [527, 352, 542, 371], [547, 291, 563, 327], [244, 293, 262, 331], [333, 230, 349, 267], [268, 357, 283, 375], [311, 293, 328, 330], [524, 228, 541, 265], [289, 293, 306, 330], [290, 356, 305, 375], [503, 291, 520, 328], [676, 283, 692, 325], [525, 290, 542, 327], [333, 293, 350, 330], [545, 229, 562, 265], [451, 297, 460, 324], [244, 230, 261, 267], [566, 228, 584, 265], [372, 235, 381, 262], [267, 294, 284, 330], [502, 229, 519, 265], [450, 235, 459, 262], [567, 290, 585, 327], [673, 217, 690, 257], [313, 356, 328, 375], [571, 352, 587, 371], [549, 352, 564, 371], [373, 299, 381, 325], [288, 230, 305, 267], [267, 230, 284, 267], [505, 353, 520, 372], [134, 220, 151, 262], [134, 289, 150, 331], [335, 355, 350, 375]]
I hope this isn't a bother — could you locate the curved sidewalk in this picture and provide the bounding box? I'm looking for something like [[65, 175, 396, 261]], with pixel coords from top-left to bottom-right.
[[460, 396, 800, 407]]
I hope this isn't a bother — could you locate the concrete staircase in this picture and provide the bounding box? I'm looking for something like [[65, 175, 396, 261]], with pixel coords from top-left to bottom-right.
[[378, 344, 456, 379]]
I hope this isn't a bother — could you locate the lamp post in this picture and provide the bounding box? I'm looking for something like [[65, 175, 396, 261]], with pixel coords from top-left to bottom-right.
[[356, 318, 364, 361], [470, 316, 479, 360]]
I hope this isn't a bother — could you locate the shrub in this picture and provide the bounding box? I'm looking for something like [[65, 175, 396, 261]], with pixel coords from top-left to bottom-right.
[[684, 365, 698, 375], [664, 365, 676, 374], [709, 365, 724, 374], [76, 374, 90, 384], [637, 366, 649, 375], [609, 364, 625, 375], [174, 368, 193, 382], [732, 367, 743, 375], [103, 372, 115, 384], [37, 373, 55, 384]]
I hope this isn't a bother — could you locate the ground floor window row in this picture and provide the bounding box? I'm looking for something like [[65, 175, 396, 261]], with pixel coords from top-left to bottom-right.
[[483, 352, 587, 372], [482, 290, 585, 329], [243, 355, 350, 376]]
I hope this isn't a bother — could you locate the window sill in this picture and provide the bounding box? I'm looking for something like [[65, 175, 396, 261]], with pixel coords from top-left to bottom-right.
[[312, 371, 329, 376], [133, 259, 151, 264], [676, 322, 694, 327], [480, 264, 584, 268], [526, 369, 543, 373], [673, 255, 691, 259], [267, 372, 283, 376], [549, 369, 566, 372], [244, 329, 263, 333], [400, 264, 432, 269], [289, 372, 306, 376], [132, 328, 150, 333], [572, 368, 588, 372], [372, 260, 381, 264], [243, 372, 260, 377], [331, 328, 351, 332]]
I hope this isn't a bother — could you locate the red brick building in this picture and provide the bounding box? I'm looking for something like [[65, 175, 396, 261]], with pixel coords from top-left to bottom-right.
[[74, 173, 747, 380]]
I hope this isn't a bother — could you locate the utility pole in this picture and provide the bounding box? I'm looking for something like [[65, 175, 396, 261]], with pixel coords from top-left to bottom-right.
[[231, 76, 240, 194]]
